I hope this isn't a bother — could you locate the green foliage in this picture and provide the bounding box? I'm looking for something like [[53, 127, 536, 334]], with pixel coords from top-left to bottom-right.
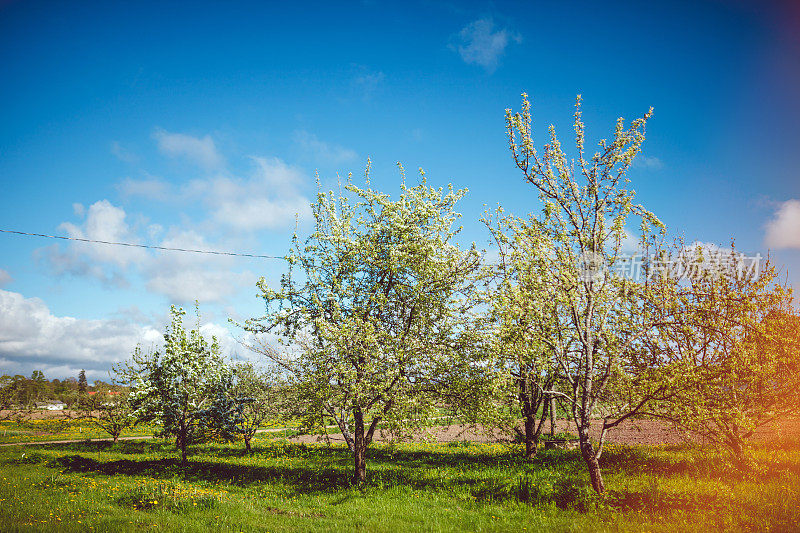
[[482, 210, 562, 457], [227, 362, 294, 453], [244, 162, 484, 481], [78, 370, 87, 394], [75, 391, 137, 442], [121, 305, 237, 464], [649, 244, 800, 465], [0, 373, 52, 410], [503, 92, 670, 493]]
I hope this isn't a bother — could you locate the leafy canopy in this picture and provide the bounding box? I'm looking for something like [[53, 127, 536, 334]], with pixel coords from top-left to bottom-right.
[[244, 163, 483, 480]]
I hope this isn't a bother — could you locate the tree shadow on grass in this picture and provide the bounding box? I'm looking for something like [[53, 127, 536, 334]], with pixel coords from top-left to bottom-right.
[[600, 444, 800, 482], [366, 445, 583, 470], [36, 439, 592, 496], [606, 488, 719, 514], [37, 440, 173, 455], [41, 439, 799, 509], [53, 454, 354, 493], [37, 438, 579, 468], [50, 450, 556, 497], [599, 446, 700, 477]]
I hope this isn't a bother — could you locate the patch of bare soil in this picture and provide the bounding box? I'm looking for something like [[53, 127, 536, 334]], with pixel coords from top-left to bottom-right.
[[289, 417, 800, 446], [0, 409, 82, 420]]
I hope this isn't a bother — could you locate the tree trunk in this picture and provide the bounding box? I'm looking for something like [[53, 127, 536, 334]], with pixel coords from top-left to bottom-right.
[[549, 395, 556, 437], [727, 431, 750, 470], [585, 453, 605, 494], [353, 408, 367, 484], [519, 377, 548, 461], [179, 418, 188, 467], [523, 413, 536, 460], [579, 435, 605, 494], [519, 377, 535, 460], [245, 434, 252, 454]]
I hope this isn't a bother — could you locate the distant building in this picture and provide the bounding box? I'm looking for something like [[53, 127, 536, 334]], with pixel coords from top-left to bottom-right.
[[35, 401, 66, 411]]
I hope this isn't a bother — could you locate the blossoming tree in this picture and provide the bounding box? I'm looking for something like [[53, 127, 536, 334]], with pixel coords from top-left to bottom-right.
[[121, 306, 236, 466], [244, 163, 483, 483], [503, 93, 674, 494]]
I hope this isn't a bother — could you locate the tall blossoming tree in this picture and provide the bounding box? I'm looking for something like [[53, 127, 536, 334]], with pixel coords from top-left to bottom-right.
[[503, 94, 675, 494], [244, 163, 483, 483]]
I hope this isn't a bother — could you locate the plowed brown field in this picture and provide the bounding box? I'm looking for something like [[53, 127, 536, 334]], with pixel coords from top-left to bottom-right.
[[291, 417, 800, 446]]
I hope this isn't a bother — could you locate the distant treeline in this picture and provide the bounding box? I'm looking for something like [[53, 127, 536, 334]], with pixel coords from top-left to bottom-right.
[[0, 370, 127, 408]]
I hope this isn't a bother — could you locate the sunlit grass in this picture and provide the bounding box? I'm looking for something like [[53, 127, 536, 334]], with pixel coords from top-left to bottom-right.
[[0, 419, 159, 444], [0, 437, 798, 531]]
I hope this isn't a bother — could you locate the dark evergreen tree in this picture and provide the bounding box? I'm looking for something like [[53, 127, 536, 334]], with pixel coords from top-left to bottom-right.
[[78, 370, 87, 394]]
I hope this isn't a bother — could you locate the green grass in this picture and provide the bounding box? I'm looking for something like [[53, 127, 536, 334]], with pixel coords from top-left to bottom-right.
[[0, 420, 159, 444], [0, 437, 799, 532]]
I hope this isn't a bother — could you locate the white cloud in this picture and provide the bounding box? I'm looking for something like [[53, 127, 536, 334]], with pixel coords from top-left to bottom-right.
[[0, 269, 12, 287], [452, 18, 521, 72], [0, 289, 244, 379], [153, 128, 223, 170], [41, 197, 267, 303], [47, 146, 308, 303], [40, 244, 131, 288], [110, 141, 138, 163], [41, 200, 249, 302], [72, 203, 85, 217], [0, 289, 162, 379], [199, 322, 244, 360], [191, 156, 312, 231], [147, 224, 163, 239], [118, 176, 171, 201], [212, 195, 311, 232], [59, 200, 148, 269], [765, 199, 800, 249], [293, 130, 358, 164], [41, 200, 147, 287], [633, 155, 664, 170], [119, 157, 311, 232], [143, 229, 256, 303], [146, 268, 254, 304]]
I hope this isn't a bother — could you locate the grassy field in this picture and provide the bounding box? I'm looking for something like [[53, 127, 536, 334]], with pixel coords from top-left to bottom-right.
[[0, 412, 466, 446], [0, 417, 309, 445], [0, 435, 799, 532], [0, 419, 160, 445]]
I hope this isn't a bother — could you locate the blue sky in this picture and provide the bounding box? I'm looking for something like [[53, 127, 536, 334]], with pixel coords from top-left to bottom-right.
[[1, 0, 798, 380]]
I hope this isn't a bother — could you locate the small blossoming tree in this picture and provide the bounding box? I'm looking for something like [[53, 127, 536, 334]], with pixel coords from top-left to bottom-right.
[[121, 306, 236, 465], [228, 361, 293, 454], [649, 248, 800, 466], [481, 210, 569, 460], [75, 391, 136, 443]]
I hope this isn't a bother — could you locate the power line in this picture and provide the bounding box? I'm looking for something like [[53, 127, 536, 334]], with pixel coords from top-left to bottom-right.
[[0, 228, 286, 260]]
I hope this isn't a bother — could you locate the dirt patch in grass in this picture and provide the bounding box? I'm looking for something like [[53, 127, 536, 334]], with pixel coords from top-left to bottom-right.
[[288, 417, 800, 447], [0, 410, 83, 420]]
